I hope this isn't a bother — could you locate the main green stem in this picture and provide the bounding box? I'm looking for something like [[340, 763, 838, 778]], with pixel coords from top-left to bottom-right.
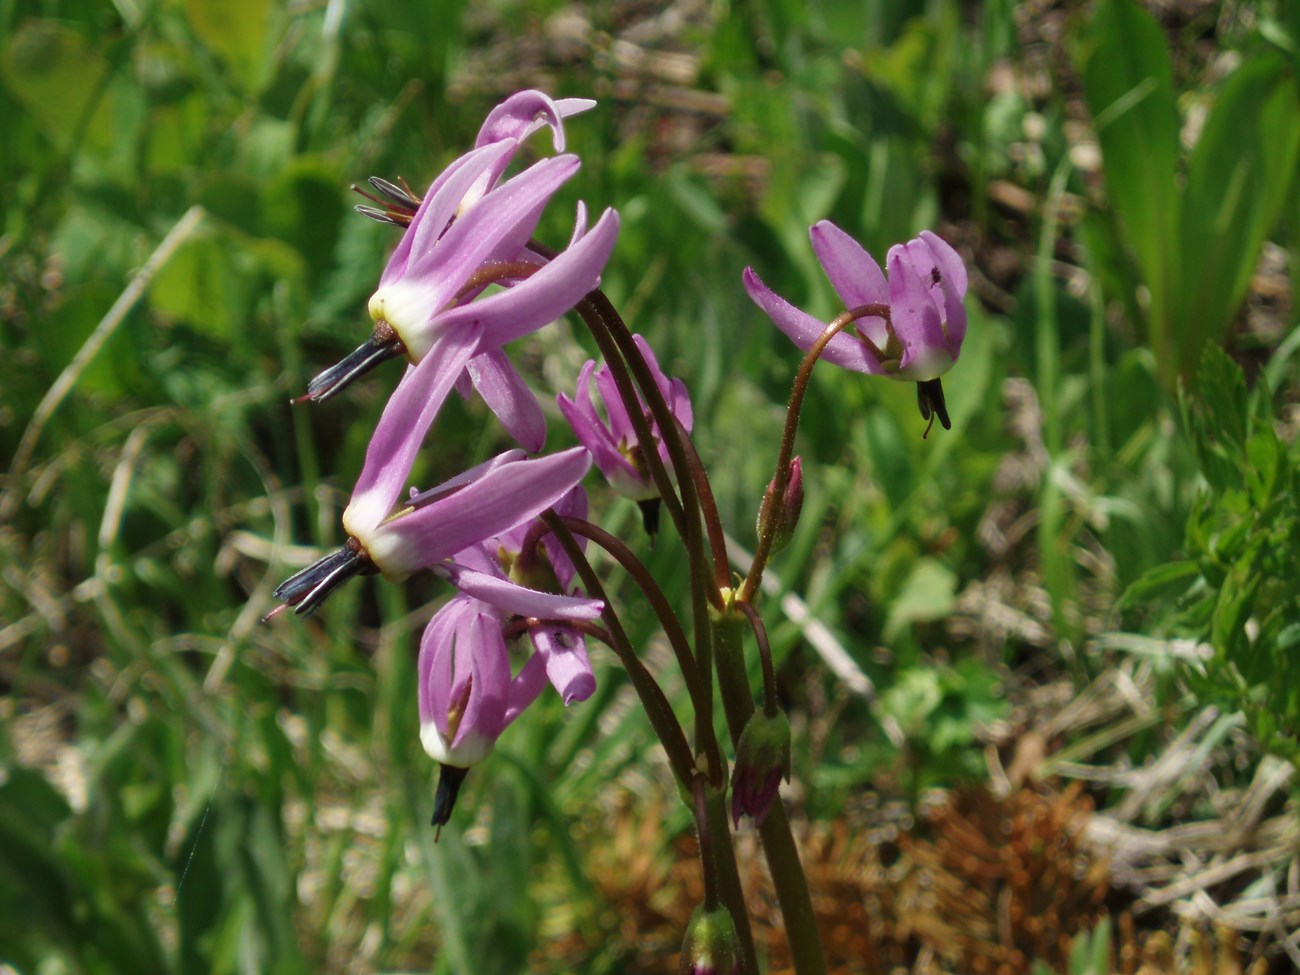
[[713, 610, 826, 975], [705, 783, 760, 975]]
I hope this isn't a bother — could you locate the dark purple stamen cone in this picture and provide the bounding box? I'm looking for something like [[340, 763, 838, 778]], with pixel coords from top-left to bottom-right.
[[636, 497, 661, 538], [269, 540, 373, 617], [916, 377, 950, 434], [303, 328, 404, 403], [353, 176, 422, 227], [431, 764, 470, 840]]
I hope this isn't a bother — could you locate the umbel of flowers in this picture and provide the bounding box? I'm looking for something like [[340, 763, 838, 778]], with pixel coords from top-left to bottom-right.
[[263, 90, 967, 975]]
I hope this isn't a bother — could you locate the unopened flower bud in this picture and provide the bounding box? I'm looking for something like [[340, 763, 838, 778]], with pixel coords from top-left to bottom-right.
[[679, 905, 741, 975], [756, 457, 804, 553], [730, 709, 792, 828]]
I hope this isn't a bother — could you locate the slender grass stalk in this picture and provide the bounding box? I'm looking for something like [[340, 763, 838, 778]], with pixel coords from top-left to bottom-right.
[[4, 205, 207, 521]]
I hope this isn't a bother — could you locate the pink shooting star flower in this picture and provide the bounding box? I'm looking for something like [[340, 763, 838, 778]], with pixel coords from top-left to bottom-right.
[[556, 333, 693, 534], [308, 142, 617, 414], [744, 221, 967, 434], [269, 447, 593, 617]]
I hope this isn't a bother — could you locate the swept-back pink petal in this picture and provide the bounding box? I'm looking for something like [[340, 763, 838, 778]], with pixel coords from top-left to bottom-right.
[[387, 141, 517, 286], [503, 653, 549, 724], [918, 231, 968, 350], [809, 220, 889, 311], [435, 208, 619, 348], [342, 325, 483, 537], [475, 90, 594, 152], [557, 387, 642, 494], [436, 565, 604, 620], [416, 155, 580, 285], [405, 450, 525, 508], [363, 447, 592, 579], [742, 267, 886, 374], [886, 247, 950, 380]]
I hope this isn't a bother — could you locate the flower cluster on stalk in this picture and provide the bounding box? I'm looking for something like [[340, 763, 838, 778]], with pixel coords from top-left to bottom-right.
[[268, 91, 619, 825], [262, 86, 969, 973]]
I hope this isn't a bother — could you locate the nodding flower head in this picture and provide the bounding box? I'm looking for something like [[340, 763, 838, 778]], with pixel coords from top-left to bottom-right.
[[266, 448, 594, 620], [417, 494, 604, 832], [744, 220, 967, 434], [417, 594, 539, 771], [307, 90, 617, 410], [557, 334, 693, 532]]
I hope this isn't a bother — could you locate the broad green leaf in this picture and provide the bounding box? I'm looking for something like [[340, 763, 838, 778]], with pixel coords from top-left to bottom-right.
[[1177, 53, 1300, 379], [148, 235, 240, 338], [185, 0, 276, 93], [2, 20, 117, 153], [884, 557, 956, 639], [1079, 0, 1181, 367]]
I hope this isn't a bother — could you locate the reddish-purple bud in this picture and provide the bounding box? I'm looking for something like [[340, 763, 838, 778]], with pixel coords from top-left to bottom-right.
[[756, 456, 804, 553], [730, 710, 792, 828]]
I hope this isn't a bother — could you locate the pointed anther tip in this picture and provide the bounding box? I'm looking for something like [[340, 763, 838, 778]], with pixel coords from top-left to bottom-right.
[[261, 602, 291, 624]]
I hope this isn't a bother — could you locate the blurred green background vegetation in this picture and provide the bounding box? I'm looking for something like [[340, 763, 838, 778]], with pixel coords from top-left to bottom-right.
[[2, 0, 1299, 971]]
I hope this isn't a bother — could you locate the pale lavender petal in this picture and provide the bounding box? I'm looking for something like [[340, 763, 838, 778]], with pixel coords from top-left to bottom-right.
[[532, 626, 596, 704], [592, 357, 635, 443], [886, 247, 948, 377], [567, 201, 589, 246], [342, 326, 484, 537], [541, 484, 588, 590], [503, 653, 549, 725], [809, 220, 889, 310], [631, 335, 674, 411], [491, 482, 588, 562], [919, 231, 968, 350], [419, 598, 470, 730], [558, 385, 640, 489], [456, 607, 511, 749], [743, 267, 886, 374], [388, 141, 516, 286], [438, 565, 604, 620], [406, 450, 526, 508], [444, 540, 498, 575], [919, 231, 967, 295], [466, 350, 547, 453], [413, 155, 581, 290], [475, 90, 594, 153], [436, 208, 619, 347], [365, 447, 592, 577], [667, 377, 693, 434]]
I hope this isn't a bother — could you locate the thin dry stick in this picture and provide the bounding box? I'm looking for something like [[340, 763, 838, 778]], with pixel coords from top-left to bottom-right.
[[4, 205, 207, 520]]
